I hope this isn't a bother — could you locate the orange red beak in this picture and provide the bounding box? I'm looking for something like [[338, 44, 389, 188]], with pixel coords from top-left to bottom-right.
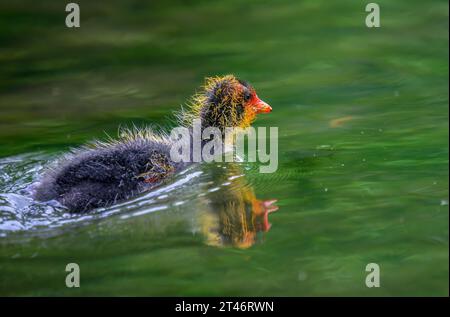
[[251, 95, 272, 114]]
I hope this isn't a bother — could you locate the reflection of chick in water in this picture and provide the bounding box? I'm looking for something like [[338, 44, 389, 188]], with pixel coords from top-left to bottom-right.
[[199, 164, 278, 249]]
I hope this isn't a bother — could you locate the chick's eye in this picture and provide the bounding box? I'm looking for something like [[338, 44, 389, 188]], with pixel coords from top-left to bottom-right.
[[243, 91, 252, 102]]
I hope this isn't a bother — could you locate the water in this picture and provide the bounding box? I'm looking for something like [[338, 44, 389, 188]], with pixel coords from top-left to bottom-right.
[[0, 0, 448, 296]]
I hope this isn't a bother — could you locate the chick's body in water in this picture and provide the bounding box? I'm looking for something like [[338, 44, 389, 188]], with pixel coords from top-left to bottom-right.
[[33, 75, 272, 212], [34, 134, 185, 212]]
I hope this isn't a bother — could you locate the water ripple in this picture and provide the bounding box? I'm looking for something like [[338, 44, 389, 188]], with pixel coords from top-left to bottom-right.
[[0, 152, 204, 239]]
